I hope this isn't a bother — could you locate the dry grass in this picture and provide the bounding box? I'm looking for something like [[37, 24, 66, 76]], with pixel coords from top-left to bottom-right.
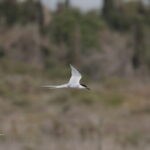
[[0, 60, 150, 150]]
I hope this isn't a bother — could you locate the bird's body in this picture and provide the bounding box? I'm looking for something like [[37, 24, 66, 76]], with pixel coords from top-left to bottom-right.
[[42, 65, 90, 90]]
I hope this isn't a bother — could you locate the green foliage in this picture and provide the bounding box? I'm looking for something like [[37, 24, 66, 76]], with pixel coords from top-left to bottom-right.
[[102, 0, 115, 22], [107, 11, 133, 30], [0, 0, 19, 25], [18, 0, 38, 24], [0, 0, 150, 72], [50, 8, 80, 45], [103, 1, 150, 31], [50, 9, 104, 50], [80, 12, 104, 50], [0, 0, 40, 26]]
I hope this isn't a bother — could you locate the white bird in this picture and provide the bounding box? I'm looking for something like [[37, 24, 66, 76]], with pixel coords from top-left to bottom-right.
[[42, 65, 90, 90]]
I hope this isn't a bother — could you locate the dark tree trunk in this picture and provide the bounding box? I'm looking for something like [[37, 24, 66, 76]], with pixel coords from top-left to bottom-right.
[[65, 0, 70, 8], [102, 0, 114, 21], [0, 0, 18, 25], [35, 0, 44, 33], [132, 2, 145, 69]]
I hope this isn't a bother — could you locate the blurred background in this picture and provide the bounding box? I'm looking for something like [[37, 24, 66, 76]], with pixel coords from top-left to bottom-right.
[[0, 0, 150, 150]]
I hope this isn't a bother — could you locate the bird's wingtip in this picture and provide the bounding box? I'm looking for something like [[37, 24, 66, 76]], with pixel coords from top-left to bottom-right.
[[70, 64, 74, 69]]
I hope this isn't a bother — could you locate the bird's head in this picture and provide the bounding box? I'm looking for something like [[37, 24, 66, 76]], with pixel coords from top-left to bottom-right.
[[80, 84, 90, 90]]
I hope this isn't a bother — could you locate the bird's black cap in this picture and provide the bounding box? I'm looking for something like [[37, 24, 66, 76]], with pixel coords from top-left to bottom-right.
[[81, 84, 90, 90]]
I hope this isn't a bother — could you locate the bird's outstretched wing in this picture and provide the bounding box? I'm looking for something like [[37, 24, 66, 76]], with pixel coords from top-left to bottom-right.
[[41, 84, 68, 89], [68, 65, 82, 85]]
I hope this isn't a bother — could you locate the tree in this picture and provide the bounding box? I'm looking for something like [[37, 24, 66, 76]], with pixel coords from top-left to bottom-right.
[[132, 22, 144, 69], [65, 0, 70, 8], [132, 2, 146, 69], [19, 0, 38, 24], [35, 0, 44, 33], [50, 9, 103, 65], [102, 0, 115, 22], [0, 0, 18, 25]]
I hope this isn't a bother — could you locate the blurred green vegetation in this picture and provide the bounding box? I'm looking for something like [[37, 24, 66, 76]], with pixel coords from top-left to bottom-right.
[[0, 0, 149, 72], [0, 0, 149, 75], [50, 9, 104, 50], [0, 0, 41, 25], [102, 1, 150, 30]]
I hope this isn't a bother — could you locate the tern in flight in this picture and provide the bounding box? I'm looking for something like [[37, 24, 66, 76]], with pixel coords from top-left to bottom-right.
[[42, 65, 90, 90]]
